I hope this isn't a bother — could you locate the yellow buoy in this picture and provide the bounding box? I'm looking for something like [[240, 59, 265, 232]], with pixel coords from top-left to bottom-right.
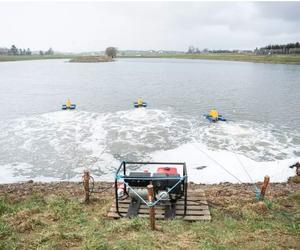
[[137, 97, 143, 106], [66, 98, 71, 108], [209, 109, 219, 119]]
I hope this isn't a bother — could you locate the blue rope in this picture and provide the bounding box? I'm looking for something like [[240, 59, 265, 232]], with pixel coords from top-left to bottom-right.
[[124, 182, 149, 205], [150, 177, 186, 207], [255, 185, 261, 200]]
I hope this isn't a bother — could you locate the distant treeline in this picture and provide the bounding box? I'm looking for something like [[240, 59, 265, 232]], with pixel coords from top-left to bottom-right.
[[0, 45, 54, 56], [262, 42, 300, 50], [187, 42, 300, 55], [187, 46, 252, 54], [256, 42, 300, 55]]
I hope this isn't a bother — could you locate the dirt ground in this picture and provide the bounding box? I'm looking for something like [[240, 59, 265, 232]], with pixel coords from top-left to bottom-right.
[[1, 180, 299, 211]]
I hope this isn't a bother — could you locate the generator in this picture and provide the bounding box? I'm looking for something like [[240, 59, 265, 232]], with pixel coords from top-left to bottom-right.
[[115, 161, 188, 219]]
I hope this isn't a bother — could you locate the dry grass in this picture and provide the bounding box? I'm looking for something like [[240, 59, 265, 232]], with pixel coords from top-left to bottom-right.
[[69, 56, 113, 63], [120, 53, 300, 65], [0, 182, 299, 249]]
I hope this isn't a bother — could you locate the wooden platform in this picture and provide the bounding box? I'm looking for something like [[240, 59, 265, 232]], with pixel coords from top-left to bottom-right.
[[107, 190, 211, 221]]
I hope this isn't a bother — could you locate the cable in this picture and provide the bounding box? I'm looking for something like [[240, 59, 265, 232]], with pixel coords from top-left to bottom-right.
[[233, 149, 254, 183], [191, 142, 243, 183], [90, 184, 114, 194], [192, 124, 261, 199], [231, 148, 261, 199], [192, 125, 243, 183], [88, 175, 114, 194]]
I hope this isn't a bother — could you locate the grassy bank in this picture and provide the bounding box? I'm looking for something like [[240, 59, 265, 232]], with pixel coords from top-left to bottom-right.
[[0, 182, 299, 249], [69, 56, 113, 63], [0, 55, 73, 62], [2, 53, 300, 65], [119, 53, 300, 65]]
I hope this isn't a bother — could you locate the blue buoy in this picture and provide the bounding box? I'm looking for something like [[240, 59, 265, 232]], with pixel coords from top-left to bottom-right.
[[62, 104, 76, 110], [204, 114, 226, 122], [134, 102, 147, 108]]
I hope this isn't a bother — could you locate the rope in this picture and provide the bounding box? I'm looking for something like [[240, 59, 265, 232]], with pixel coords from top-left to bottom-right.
[[233, 150, 254, 183], [192, 124, 264, 199], [150, 177, 186, 206], [124, 182, 149, 205], [231, 146, 261, 199], [192, 125, 243, 183], [88, 175, 114, 194], [91, 185, 114, 194], [191, 142, 243, 183]]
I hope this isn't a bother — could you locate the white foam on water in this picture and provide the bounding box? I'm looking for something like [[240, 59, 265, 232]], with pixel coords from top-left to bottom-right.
[[0, 163, 34, 183], [151, 142, 298, 184], [194, 120, 300, 161], [0, 108, 299, 184]]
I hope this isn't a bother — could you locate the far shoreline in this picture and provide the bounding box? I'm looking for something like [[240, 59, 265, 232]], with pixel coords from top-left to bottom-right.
[[118, 53, 300, 65], [1, 53, 300, 65]]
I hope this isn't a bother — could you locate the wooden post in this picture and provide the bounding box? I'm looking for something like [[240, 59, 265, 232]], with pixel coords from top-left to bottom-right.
[[147, 184, 155, 230], [83, 170, 90, 203], [260, 175, 270, 201]]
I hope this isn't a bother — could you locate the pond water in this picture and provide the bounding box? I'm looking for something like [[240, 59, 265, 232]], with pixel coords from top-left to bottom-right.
[[0, 58, 299, 183]]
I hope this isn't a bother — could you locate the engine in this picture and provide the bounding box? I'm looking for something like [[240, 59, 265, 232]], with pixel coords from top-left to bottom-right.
[[123, 167, 183, 202]]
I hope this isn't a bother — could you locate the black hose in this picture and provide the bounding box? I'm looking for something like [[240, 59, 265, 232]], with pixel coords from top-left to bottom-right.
[[88, 175, 114, 194], [91, 185, 114, 194]]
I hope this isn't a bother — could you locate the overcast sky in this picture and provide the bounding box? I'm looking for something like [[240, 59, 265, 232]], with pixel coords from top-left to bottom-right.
[[0, 1, 299, 52]]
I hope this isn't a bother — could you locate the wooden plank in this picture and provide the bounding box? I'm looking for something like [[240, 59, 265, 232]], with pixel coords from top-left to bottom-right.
[[108, 212, 165, 219], [107, 189, 211, 221], [118, 199, 208, 205], [112, 204, 208, 210], [110, 207, 210, 216], [107, 212, 211, 221]]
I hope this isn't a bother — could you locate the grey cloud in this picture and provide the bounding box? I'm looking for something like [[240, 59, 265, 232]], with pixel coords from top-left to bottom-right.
[[256, 2, 300, 21], [0, 2, 299, 52]]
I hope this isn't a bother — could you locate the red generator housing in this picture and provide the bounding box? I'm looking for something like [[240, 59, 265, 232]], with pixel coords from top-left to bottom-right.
[[156, 167, 178, 175]]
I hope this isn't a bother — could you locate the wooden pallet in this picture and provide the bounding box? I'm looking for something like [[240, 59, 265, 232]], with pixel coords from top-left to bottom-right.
[[107, 190, 211, 221]]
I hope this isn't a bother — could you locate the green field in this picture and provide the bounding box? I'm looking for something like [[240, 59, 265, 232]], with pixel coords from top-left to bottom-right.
[[0, 55, 73, 62], [120, 53, 300, 65], [0, 182, 299, 249]]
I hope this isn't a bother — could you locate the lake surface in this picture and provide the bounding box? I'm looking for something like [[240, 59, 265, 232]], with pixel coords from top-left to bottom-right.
[[0, 58, 299, 183]]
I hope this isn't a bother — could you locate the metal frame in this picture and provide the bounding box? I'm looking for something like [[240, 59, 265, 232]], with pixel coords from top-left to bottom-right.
[[115, 161, 188, 218]]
